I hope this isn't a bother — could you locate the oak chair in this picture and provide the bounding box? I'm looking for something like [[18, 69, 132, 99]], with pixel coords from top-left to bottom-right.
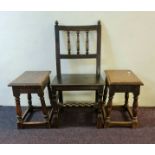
[[51, 21, 105, 128]]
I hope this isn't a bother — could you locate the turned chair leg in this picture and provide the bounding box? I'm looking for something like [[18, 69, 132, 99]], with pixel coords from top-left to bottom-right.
[[96, 88, 104, 128], [58, 91, 63, 105], [47, 81, 53, 107], [95, 90, 99, 103], [51, 89, 59, 127], [103, 79, 108, 105]]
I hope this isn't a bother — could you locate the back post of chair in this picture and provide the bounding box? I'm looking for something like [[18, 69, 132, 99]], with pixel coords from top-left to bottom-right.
[[55, 20, 101, 79]]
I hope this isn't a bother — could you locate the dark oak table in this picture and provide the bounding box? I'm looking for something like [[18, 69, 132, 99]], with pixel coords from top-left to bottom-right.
[[103, 70, 144, 128], [8, 71, 53, 128]]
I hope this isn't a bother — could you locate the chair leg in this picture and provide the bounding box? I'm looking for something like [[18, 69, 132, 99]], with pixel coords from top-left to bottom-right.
[[58, 91, 63, 104], [47, 81, 52, 106], [103, 78, 108, 105], [95, 90, 99, 103], [96, 87, 104, 128], [51, 89, 59, 127]]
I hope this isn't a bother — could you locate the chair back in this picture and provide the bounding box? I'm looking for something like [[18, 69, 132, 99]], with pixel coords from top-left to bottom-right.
[[55, 21, 101, 79]]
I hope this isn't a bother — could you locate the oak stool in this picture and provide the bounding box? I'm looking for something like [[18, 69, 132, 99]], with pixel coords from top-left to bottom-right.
[[103, 70, 143, 128], [8, 71, 52, 128]]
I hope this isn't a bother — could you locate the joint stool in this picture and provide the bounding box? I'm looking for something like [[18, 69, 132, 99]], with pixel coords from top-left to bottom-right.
[[103, 70, 144, 128], [8, 71, 53, 129]]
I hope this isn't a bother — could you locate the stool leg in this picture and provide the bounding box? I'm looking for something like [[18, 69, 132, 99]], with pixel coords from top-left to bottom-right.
[[132, 89, 139, 128], [97, 87, 104, 128], [124, 92, 129, 109], [105, 90, 114, 128], [27, 93, 33, 112], [38, 91, 50, 128], [14, 93, 23, 128]]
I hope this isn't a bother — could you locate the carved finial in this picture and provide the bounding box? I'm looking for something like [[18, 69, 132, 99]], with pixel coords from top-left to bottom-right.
[[55, 21, 59, 25], [98, 20, 101, 25]]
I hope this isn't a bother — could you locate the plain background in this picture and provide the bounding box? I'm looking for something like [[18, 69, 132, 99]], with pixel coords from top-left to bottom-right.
[[0, 11, 154, 106], [0, 0, 153, 151]]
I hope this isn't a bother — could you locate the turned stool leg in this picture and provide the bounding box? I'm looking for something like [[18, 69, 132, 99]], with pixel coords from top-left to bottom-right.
[[38, 91, 50, 128], [27, 93, 33, 112], [132, 90, 139, 128], [124, 92, 129, 110], [14, 93, 23, 128], [105, 90, 114, 127]]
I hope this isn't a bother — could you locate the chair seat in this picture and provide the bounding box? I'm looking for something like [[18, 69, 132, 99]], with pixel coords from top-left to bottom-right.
[[51, 74, 105, 87]]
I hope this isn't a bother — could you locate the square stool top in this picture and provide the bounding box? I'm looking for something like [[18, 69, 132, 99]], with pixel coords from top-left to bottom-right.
[[8, 71, 51, 87], [105, 70, 143, 86]]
